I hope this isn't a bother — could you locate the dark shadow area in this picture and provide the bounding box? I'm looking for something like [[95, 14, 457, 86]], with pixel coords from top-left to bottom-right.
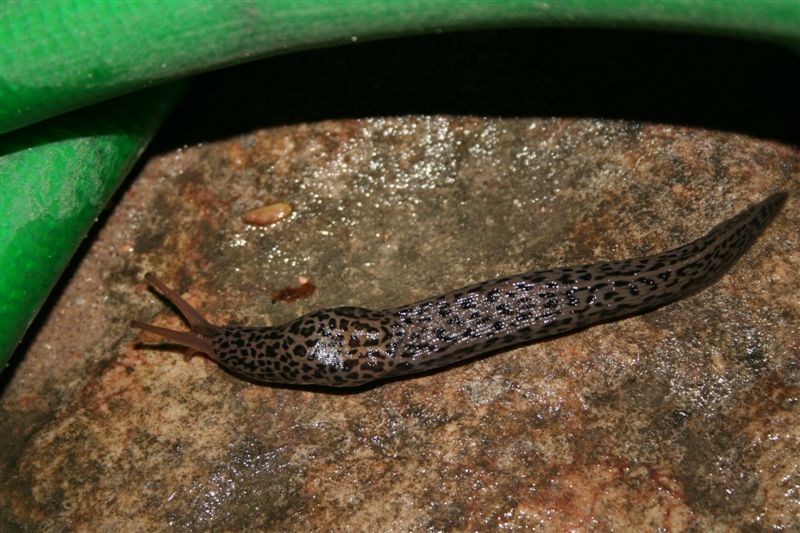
[[151, 27, 800, 151], [0, 83, 183, 157]]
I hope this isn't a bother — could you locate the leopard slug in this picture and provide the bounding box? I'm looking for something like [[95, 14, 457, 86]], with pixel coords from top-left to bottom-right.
[[133, 192, 787, 387]]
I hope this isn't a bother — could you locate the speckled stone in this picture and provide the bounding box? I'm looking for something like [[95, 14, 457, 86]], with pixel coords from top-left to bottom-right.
[[1, 116, 798, 531]]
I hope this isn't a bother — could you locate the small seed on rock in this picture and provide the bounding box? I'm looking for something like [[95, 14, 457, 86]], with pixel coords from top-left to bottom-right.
[[243, 202, 293, 226]]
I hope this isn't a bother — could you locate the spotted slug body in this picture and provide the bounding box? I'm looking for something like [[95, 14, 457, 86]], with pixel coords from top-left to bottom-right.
[[134, 192, 787, 387]]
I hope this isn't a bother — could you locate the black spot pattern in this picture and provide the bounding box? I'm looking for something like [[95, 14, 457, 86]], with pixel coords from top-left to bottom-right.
[[212, 307, 401, 386], [200, 193, 785, 387]]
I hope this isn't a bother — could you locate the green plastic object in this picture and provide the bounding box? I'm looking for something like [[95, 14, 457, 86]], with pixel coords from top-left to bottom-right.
[[0, 83, 186, 364], [1, 1, 799, 370]]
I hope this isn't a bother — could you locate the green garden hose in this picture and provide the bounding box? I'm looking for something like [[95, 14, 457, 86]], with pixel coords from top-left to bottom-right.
[[1, 0, 798, 370], [0, 83, 186, 361]]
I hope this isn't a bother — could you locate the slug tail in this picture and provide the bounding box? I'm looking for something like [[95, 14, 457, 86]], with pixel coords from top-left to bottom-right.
[[663, 191, 787, 294], [700, 191, 785, 253], [388, 192, 787, 370]]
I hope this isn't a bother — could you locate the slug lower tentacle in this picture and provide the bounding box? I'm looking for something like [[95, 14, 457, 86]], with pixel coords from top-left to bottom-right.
[[133, 192, 787, 387]]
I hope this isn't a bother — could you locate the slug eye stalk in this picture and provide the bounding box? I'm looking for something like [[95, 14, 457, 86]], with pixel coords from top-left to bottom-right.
[[132, 273, 220, 358]]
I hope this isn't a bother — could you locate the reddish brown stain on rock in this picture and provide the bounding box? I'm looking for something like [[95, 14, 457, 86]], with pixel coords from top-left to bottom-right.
[[271, 276, 316, 304]]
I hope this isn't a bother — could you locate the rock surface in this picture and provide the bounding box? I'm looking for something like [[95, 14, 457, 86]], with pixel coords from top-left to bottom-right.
[[1, 113, 798, 531]]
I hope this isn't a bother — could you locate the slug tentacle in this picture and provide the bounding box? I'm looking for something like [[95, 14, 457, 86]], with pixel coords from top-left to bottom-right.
[[134, 192, 787, 387], [132, 273, 221, 358]]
